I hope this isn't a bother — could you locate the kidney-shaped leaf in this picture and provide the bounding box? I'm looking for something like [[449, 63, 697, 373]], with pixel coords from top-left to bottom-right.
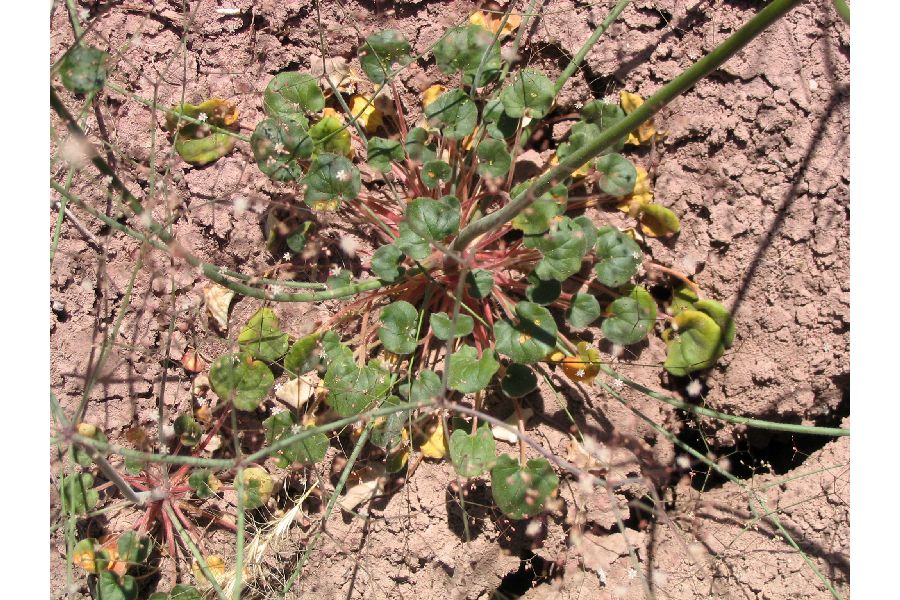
[[263, 72, 325, 121], [304, 153, 360, 210], [595, 153, 637, 197], [490, 455, 559, 519], [406, 195, 461, 242], [477, 138, 512, 177], [359, 30, 412, 84], [284, 333, 322, 377], [663, 310, 725, 376], [165, 99, 239, 165], [209, 353, 274, 411], [501, 69, 555, 120], [430, 311, 474, 341], [450, 423, 496, 477], [251, 118, 312, 181], [324, 358, 392, 416], [501, 363, 538, 398], [263, 412, 329, 467], [433, 24, 501, 87], [421, 160, 451, 188], [601, 285, 657, 345], [594, 226, 642, 287], [379, 300, 419, 355], [238, 307, 289, 362], [532, 217, 589, 282], [494, 302, 558, 364], [59, 45, 109, 94], [424, 89, 477, 140], [448, 345, 500, 394], [567, 292, 601, 329], [367, 136, 404, 173]]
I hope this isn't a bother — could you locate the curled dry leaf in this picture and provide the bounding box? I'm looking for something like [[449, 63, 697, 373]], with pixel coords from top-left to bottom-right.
[[338, 477, 381, 513], [492, 407, 534, 444], [469, 10, 522, 39], [309, 55, 360, 96], [620, 92, 663, 145], [181, 348, 206, 373], [422, 84, 447, 110], [566, 435, 604, 472], [275, 377, 315, 409], [417, 418, 449, 459], [203, 284, 235, 332], [192, 374, 211, 397]]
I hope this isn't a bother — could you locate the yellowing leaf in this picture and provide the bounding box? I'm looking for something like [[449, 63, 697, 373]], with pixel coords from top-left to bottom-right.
[[350, 94, 383, 134], [561, 341, 601, 384], [193, 555, 226, 587], [203, 284, 235, 332], [73, 540, 99, 573], [275, 377, 315, 409], [639, 203, 681, 238], [418, 418, 449, 459], [422, 84, 447, 110], [620, 91, 659, 146], [616, 165, 653, 216], [550, 150, 590, 177], [469, 10, 522, 38]]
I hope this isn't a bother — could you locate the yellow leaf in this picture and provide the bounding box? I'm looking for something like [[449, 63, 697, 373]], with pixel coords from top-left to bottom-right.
[[616, 165, 653, 216], [193, 555, 226, 587], [422, 84, 447, 110], [418, 418, 448, 459], [619, 91, 658, 146], [548, 351, 565, 362], [561, 341, 601, 384], [639, 203, 681, 238], [469, 10, 521, 38], [350, 94, 383, 134], [73, 540, 99, 573]]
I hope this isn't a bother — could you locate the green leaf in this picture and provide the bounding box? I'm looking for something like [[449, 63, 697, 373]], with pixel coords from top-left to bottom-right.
[[433, 24, 501, 87], [693, 299, 736, 349], [500, 69, 555, 119], [367, 137, 404, 172], [448, 345, 500, 393], [263, 72, 325, 122], [501, 363, 538, 398], [59, 45, 108, 94], [406, 195, 461, 241], [379, 300, 419, 355], [359, 30, 413, 84], [466, 269, 494, 299], [304, 153, 360, 210], [188, 470, 219, 499], [209, 353, 275, 411], [525, 274, 561, 305], [580, 100, 627, 151], [421, 160, 451, 188], [399, 369, 443, 403], [483, 98, 519, 139], [73, 425, 107, 467], [510, 180, 566, 235], [595, 153, 637, 197], [169, 586, 203, 600], [240, 467, 274, 509], [663, 310, 725, 376], [494, 302, 558, 364], [670, 285, 699, 316], [405, 127, 436, 163], [237, 308, 289, 362], [326, 270, 352, 289], [263, 412, 329, 466], [639, 203, 681, 237], [319, 331, 352, 364], [324, 358, 391, 417], [284, 333, 322, 377], [602, 285, 657, 345], [476, 139, 512, 177], [96, 572, 137, 600], [286, 221, 314, 253], [594, 226, 642, 287], [567, 293, 601, 329], [173, 414, 202, 447], [370, 394, 409, 450], [430, 312, 474, 340], [371, 243, 405, 282], [424, 89, 477, 140], [117, 531, 152, 565], [556, 121, 602, 166], [165, 99, 239, 165], [532, 217, 589, 282], [490, 455, 559, 519], [251, 118, 312, 181], [396, 222, 431, 261], [308, 116, 352, 157], [573, 216, 598, 249], [450, 424, 496, 477], [61, 473, 99, 515]]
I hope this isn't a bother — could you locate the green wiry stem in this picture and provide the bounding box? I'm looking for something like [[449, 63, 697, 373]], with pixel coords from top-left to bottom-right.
[[600, 365, 850, 437], [832, 0, 850, 24], [163, 503, 228, 600], [552, 0, 631, 96], [453, 0, 803, 251]]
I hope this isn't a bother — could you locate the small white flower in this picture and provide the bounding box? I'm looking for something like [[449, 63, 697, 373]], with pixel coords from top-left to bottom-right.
[[596, 568, 607, 586], [271, 405, 285, 414], [282, 252, 291, 261], [335, 169, 350, 182], [611, 378, 624, 390], [159, 445, 169, 455], [576, 368, 586, 378], [686, 379, 703, 397], [273, 142, 285, 154], [290, 423, 302, 435], [628, 568, 637, 580], [273, 383, 283, 392], [676, 455, 691, 470], [632, 251, 641, 260], [101, 175, 113, 187], [197, 112, 208, 123]]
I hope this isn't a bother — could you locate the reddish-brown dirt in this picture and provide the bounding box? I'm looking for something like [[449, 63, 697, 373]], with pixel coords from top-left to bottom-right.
[[50, 1, 849, 598]]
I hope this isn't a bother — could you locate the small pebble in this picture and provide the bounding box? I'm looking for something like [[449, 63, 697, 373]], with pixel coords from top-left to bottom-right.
[[52, 301, 66, 314]]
